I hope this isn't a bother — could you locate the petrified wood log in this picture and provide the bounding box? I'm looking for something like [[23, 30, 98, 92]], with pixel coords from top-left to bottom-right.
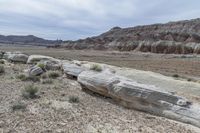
[[62, 62, 86, 78], [78, 71, 200, 128]]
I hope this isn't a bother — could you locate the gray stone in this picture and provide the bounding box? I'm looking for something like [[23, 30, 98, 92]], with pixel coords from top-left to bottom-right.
[[29, 66, 44, 76]]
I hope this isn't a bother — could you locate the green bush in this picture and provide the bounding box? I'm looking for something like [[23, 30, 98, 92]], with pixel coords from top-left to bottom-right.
[[69, 95, 79, 103], [48, 71, 60, 79], [0, 65, 5, 75], [22, 85, 39, 99], [90, 64, 102, 72]]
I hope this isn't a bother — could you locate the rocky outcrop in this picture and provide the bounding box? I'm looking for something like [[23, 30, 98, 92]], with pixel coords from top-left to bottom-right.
[[62, 18, 200, 54]]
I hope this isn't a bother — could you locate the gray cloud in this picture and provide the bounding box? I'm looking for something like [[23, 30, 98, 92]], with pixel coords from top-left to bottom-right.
[[0, 0, 200, 40]]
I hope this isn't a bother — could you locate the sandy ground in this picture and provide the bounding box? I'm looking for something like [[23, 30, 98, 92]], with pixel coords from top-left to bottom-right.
[[1, 45, 200, 81]]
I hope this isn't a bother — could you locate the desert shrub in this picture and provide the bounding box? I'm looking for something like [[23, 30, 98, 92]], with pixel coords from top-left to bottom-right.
[[27, 76, 40, 82], [37, 63, 45, 70], [181, 55, 187, 58], [69, 95, 79, 103], [52, 85, 60, 89], [172, 74, 179, 78], [42, 79, 53, 84], [90, 64, 102, 72], [16, 74, 40, 82], [41, 73, 48, 79], [22, 85, 39, 99], [48, 71, 60, 79], [0, 60, 5, 64], [11, 102, 26, 111], [16, 74, 27, 81], [0, 65, 5, 74]]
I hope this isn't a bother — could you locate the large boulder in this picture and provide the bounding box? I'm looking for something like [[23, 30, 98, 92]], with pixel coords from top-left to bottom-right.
[[3, 52, 29, 63], [27, 55, 60, 64], [29, 66, 44, 76], [78, 71, 200, 128]]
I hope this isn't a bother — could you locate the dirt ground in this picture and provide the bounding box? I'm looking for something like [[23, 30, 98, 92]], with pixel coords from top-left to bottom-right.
[[0, 62, 200, 133], [1, 45, 200, 132], [1, 45, 200, 81]]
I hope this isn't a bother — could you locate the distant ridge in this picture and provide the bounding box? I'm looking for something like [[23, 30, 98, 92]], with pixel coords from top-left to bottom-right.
[[0, 35, 62, 46]]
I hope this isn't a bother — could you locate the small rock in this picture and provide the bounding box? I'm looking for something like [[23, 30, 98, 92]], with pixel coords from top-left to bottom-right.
[[29, 66, 44, 76]]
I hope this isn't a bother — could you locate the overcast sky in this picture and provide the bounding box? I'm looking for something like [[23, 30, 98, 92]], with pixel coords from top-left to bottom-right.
[[0, 0, 200, 40]]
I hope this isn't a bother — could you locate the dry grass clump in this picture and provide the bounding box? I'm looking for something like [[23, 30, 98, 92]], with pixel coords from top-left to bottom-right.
[[41, 73, 48, 79], [0, 59, 5, 64], [16, 74, 27, 81], [42, 79, 53, 84], [47, 71, 60, 79], [16, 73, 40, 82], [69, 95, 79, 103], [172, 74, 179, 78], [11, 102, 26, 111], [90, 64, 102, 72], [27, 76, 40, 82], [37, 63, 45, 70], [0, 65, 5, 75], [22, 85, 39, 99]]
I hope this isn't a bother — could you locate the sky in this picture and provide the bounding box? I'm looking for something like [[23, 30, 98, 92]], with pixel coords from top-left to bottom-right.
[[0, 0, 200, 40]]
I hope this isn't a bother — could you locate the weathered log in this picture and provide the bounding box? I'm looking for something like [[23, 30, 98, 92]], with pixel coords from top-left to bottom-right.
[[27, 55, 60, 64], [78, 71, 200, 128], [3, 52, 29, 63], [29, 66, 44, 76], [62, 62, 86, 78]]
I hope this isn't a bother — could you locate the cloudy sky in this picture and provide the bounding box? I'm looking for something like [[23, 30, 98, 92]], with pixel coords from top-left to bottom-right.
[[0, 0, 200, 40]]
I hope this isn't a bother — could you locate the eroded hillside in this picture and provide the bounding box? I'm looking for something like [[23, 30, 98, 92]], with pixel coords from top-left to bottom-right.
[[62, 18, 200, 54]]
